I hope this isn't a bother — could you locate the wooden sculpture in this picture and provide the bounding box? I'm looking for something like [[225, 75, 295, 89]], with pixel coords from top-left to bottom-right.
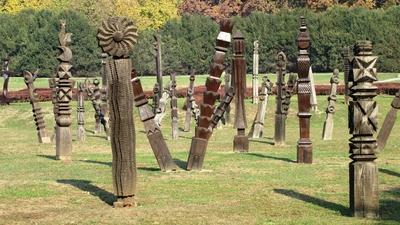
[[249, 76, 272, 138], [274, 52, 287, 146], [77, 82, 85, 142], [154, 87, 171, 126], [377, 90, 400, 150], [87, 79, 102, 133], [154, 34, 162, 98], [252, 40, 259, 104], [282, 73, 298, 115], [100, 53, 110, 139], [184, 74, 196, 132], [187, 19, 233, 171], [342, 47, 351, 105], [49, 76, 58, 143], [348, 41, 379, 218], [309, 67, 318, 112], [1, 57, 11, 105], [210, 87, 235, 130], [170, 72, 179, 139], [232, 31, 248, 152], [131, 69, 177, 171], [223, 71, 231, 124], [23, 70, 51, 144], [97, 16, 138, 207], [322, 69, 339, 140], [56, 20, 73, 161], [152, 83, 160, 114], [296, 17, 313, 164]]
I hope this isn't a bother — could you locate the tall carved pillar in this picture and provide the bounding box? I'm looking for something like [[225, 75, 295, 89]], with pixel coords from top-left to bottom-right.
[[23, 71, 51, 144], [1, 57, 10, 105], [232, 31, 248, 152], [154, 34, 162, 99], [282, 73, 297, 115], [342, 47, 351, 105], [88, 79, 102, 134], [252, 41, 259, 104], [348, 41, 379, 218], [322, 69, 339, 140], [56, 20, 73, 161], [296, 17, 313, 164], [274, 52, 287, 146], [210, 87, 235, 130], [377, 90, 400, 150], [98, 17, 138, 207], [152, 83, 160, 114], [77, 82, 85, 142], [249, 76, 272, 138], [49, 76, 58, 143], [170, 72, 179, 139], [187, 19, 233, 171], [224, 72, 231, 124], [184, 74, 196, 132]]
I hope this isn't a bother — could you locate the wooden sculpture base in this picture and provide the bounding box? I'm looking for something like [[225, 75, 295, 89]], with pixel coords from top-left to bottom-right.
[[113, 196, 136, 208], [322, 114, 334, 140], [274, 114, 286, 146], [148, 131, 177, 172], [187, 137, 208, 171], [56, 126, 72, 161], [297, 140, 312, 164], [233, 129, 249, 152]]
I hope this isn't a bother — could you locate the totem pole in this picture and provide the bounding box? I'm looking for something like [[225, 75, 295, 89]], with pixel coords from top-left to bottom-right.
[[131, 69, 177, 171], [1, 57, 11, 105], [322, 69, 339, 140], [296, 17, 313, 164], [56, 20, 73, 161], [223, 71, 231, 124], [187, 19, 233, 171], [309, 67, 318, 112], [23, 70, 51, 144], [154, 34, 162, 98], [209, 87, 235, 130], [98, 16, 138, 207], [170, 72, 179, 139], [249, 76, 272, 138], [49, 76, 58, 143], [100, 53, 110, 138], [152, 83, 160, 114], [348, 41, 379, 218], [184, 74, 196, 132], [232, 31, 248, 152], [274, 52, 287, 146], [377, 89, 400, 150], [252, 40, 259, 104], [342, 47, 351, 105], [77, 82, 85, 142]]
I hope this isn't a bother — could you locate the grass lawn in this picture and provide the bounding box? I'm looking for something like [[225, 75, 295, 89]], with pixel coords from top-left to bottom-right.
[[0, 95, 399, 224]]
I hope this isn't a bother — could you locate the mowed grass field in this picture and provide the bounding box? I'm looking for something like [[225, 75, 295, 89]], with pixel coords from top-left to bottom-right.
[[0, 94, 399, 224]]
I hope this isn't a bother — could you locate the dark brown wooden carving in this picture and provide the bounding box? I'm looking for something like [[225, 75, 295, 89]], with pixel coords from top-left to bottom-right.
[[98, 16, 138, 207], [342, 46, 352, 105], [184, 74, 196, 132], [348, 41, 379, 218], [152, 83, 160, 114], [131, 69, 177, 172], [170, 72, 179, 139], [223, 72, 231, 124], [1, 57, 11, 105], [274, 51, 287, 146], [187, 19, 233, 171], [282, 73, 297, 115], [322, 69, 339, 140], [210, 87, 235, 130], [377, 89, 400, 150], [77, 82, 85, 142], [154, 34, 162, 98], [296, 17, 313, 164], [87, 79, 102, 134]]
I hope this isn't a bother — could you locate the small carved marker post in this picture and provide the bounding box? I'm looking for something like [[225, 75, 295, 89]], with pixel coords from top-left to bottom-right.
[[88, 79, 102, 134], [282, 73, 297, 116], [296, 17, 313, 164], [322, 69, 339, 140], [249, 76, 272, 138], [187, 19, 233, 171], [1, 57, 10, 105], [209, 87, 235, 130], [152, 83, 160, 114], [97, 16, 138, 207], [23, 71, 51, 143], [170, 72, 179, 139], [77, 82, 85, 142], [224, 72, 231, 124], [154, 34, 162, 98], [56, 20, 73, 161], [232, 31, 248, 152], [252, 41, 259, 104], [342, 47, 351, 105], [274, 52, 287, 146], [348, 41, 379, 218], [377, 90, 400, 150], [154, 87, 170, 126], [184, 74, 196, 132]]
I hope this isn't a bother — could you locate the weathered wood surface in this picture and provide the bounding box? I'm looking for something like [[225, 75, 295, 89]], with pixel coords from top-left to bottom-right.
[[170, 72, 179, 139], [49, 77, 58, 143], [282, 73, 297, 115], [154, 34, 162, 99], [131, 69, 177, 172], [322, 69, 339, 140], [154, 88, 170, 127], [232, 31, 248, 153], [1, 57, 10, 105], [348, 41, 379, 218], [152, 83, 160, 114], [98, 16, 138, 207], [209, 87, 235, 130], [187, 19, 233, 171], [87, 79, 103, 134], [223, 72, 231, 124], [56, 20, 73, 161], [296, 17, 313, 164], [342, 47, 351, 105], [274, 52, 287, 146], [100, 53, 110, 140], [77, 82, 85, 142], [249, 76, 272, 138], [184, 74, 196, 132], [252, 40, 259, 104], [377, 89, 400, 151], [23, 71, 51, 144]]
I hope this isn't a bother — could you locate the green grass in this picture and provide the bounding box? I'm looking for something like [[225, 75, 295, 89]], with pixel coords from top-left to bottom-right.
[[0, 95, 399, 224]]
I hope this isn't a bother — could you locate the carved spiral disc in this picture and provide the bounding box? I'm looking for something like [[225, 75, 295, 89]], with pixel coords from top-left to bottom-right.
[[97, 17, 138, 58]]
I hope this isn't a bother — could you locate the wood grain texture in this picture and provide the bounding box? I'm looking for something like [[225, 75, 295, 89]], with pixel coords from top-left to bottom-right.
[[249, 76, 272, 139], [274, 52, 287, 146], [376, 90, 400, 151], [184, 74, 196, 132], [170, 73, 179, 139], [77, 82, 85, 142], [252, 40, 259, 104], [322, 69, 339, 140]]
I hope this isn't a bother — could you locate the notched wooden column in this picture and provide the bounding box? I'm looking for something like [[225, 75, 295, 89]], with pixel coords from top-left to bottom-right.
[[249, 76, 272, 139], [274, 52, 287, 146], [322, 69, 339, 140], [154, 34, 163, 99], [170, 72, 179, 139], [223, 72, 231, 124], [77, 82, 85, 142], [252, 40, 259, 104], [184, 74, 196, 132]]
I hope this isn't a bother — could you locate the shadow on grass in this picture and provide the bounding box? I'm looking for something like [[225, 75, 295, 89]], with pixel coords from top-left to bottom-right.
[[273, 189, 349, 216], [380, 188, 400, 222], [379, 168, 400, 178], [57, 179, 115, 205], [174, 158, 188, 170], [248, 138, 274, 145], [37, 154, 56, 160], [79, 160, 161, 172], [247, 153, 295, 163]]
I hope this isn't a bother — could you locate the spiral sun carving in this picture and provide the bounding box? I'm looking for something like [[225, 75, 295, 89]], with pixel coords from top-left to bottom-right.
[[97, 17, 138, 58]]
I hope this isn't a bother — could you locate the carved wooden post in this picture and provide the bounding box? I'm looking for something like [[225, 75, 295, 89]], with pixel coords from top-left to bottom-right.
[[249, 76, 272, 138], [100, 53, 110, 140], [274, 52, 287, 146], [322, 69, 339, 140], [131, 69, 177, 171], [187, 19, 233, 171], [77, 82, 85, 142], [184, 74, 196, 132], [252, 41, 259, 104], [232, 31, 248, 152], [98, 16, 138, 207], [89, 79, 102, 134], [348, 41, 379, 218], [309, 67, 318, 112], [1, 57, 10, 105], [56, 20, 73, 161], [23, 71, 51, 143], [296, 17, 313, 164], [154, 87, 170, 126], [210, 87, 235, 130], [49, 76, 58, 143], [154, 34, 162, 98], [170, 72, 179, 139], [152, 83, 160, 114], [282, 73, 297, 115], [342, 47, 351, 105], [224, 71, 231, 124], [377, 90, 400, 151]]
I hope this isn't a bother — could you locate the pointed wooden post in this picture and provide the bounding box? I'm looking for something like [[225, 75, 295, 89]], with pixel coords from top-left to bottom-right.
[[322, 69, 339, 140], [296, 16, 313, 164], [252, 41, 259, 104], [377, 90, 400, 151], [249, 76, 272, 138], [348, 41, 379, 218], [232, 31, 248, 152], [187, 19, 233, 171], [98, 16, 138, 207], [274, 52, 287, 146], [77, 82, 85, 142], [154, 34, 162, 99], [224, 71, 231, 124], [170, 72, 179, 139], [1, 57, 10, 105], [184, 74, 196, 132], [342, 47, 351, 105]]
